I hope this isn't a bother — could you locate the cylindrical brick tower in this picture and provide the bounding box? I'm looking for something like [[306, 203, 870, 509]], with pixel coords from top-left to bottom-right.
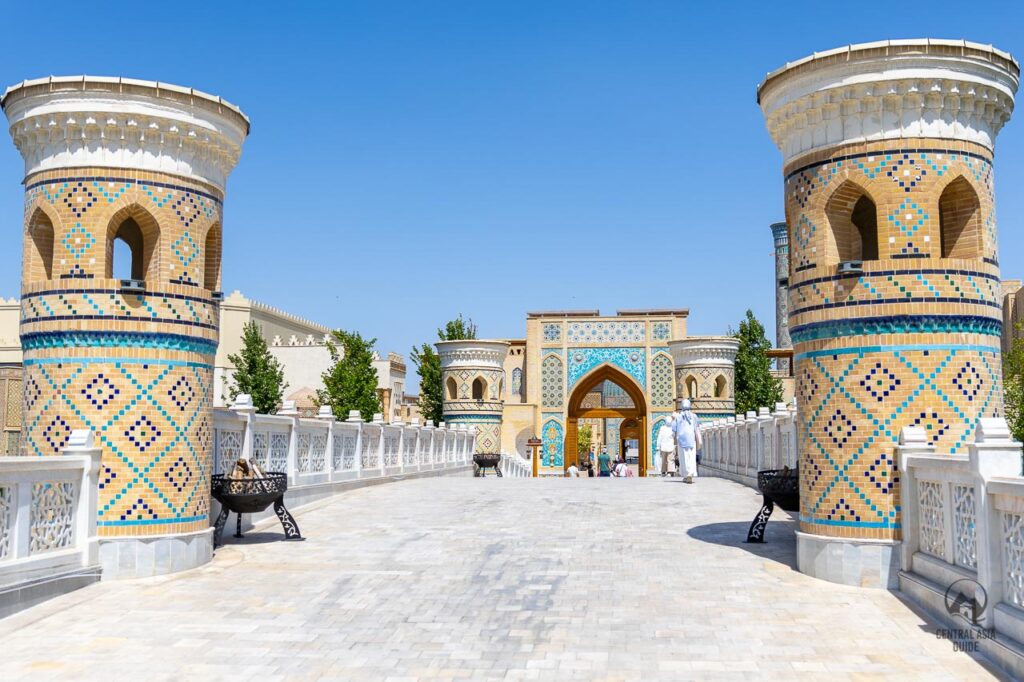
[[3, 76, 249, 577], [436, 340, 508, 453], [758, 40, 1018, 587], [669, 337, 739, 422], [770, 221, 791, 373]]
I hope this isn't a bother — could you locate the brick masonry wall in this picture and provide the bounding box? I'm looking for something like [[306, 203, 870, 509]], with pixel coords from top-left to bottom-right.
[[19, 167, 223, 539], [785, 138, 1003, 541]]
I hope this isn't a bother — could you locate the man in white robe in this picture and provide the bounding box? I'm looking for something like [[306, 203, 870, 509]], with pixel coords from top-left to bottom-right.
[[656, 415, 676, 476], [672, 399, 702, 483]]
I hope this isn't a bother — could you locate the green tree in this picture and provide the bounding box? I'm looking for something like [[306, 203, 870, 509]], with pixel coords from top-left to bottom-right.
[[733, 309, 783, 415], [317, 330, 381, 421], [226, 321, 287, 414], [1005, 324, 1024, 443], [412, 315, 477, 424], [577, 424, 593, 456]]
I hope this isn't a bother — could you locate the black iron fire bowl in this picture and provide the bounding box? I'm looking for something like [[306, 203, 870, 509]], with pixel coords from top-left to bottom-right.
[[473, 453, 503, 477], [746, 467, 799, 543], [211, 472, 302, 546]]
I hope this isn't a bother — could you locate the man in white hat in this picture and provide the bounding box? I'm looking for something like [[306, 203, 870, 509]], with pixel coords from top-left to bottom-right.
[[673, 399, 702, 483], [656, 414, 676, 476]]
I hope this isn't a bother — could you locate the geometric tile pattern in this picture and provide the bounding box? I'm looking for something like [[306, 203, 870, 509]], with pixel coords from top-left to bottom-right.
[[567, 347, 646, 389], [18, 168, 223, 541], [541, 417, 563, 468], [566, 321, 644, 345], [649, 353, 674, 408], [541, 355, 564, 408], [785, 142, 1005, 542], [445, 415, 501, 454], [798, 346, 1000, 538], [542, 323, 561, 342]]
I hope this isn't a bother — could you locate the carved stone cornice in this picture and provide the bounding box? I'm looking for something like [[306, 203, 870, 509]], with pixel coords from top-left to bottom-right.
[[436, 340, 509, 370], [669, 337, 739, 368], [2, 76, 250, 190], [757, 40, 1019, 165]]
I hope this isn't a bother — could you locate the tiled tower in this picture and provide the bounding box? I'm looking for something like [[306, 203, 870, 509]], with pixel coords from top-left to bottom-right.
[[759, 41, 1018, 586], [770, 221, 791, 373], [669, 337, 739, 421], [437, 340, 508, 453], [3, 76, 249, 577]]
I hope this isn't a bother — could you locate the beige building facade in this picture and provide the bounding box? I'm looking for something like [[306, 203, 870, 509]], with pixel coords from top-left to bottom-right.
[[440, 309, 740, 476]]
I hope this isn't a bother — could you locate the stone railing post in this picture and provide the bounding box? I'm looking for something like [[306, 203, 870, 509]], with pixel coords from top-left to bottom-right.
[[65, 430, 100, 567], [276, 400, 300, 483], [757, 407, 773, 471], [317, 405, 336, 475], [393, 420, 405, 474], [373, 413, 386, 476], [772, 402, 790, 469], [896, 425, 936, 574], [743, 411, 757, 477], [230, 394, 256, 463], [423, 420, 435, 467], [469, 426, 478, 462], [969, 418, 1023, 627], [347, 410, 364, 476]]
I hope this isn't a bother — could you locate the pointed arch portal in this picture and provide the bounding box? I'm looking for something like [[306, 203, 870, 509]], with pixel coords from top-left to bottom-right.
[[566, 364, 648, 477]]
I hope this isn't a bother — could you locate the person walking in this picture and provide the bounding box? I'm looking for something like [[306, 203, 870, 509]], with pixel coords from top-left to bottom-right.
[[673, 399, 702, 484], [567, 462, 580, 477], [656, 415, 676, 477], [597, 447, 612, 477], [613, 455, 629, 478]]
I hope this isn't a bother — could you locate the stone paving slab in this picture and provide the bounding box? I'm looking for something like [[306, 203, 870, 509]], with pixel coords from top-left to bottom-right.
[[0, 477, 1007, 680]]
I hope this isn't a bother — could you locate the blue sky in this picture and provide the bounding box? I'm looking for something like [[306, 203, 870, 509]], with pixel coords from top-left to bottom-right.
[[2, 1, 1024, 389]]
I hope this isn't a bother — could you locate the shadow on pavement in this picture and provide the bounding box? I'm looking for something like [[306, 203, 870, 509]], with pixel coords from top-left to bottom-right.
[[217, 531, 306, 546], [686, 516, 798, 570]]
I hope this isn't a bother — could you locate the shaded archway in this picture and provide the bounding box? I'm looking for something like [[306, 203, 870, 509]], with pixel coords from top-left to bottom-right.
[[565, 364, 648, 476]]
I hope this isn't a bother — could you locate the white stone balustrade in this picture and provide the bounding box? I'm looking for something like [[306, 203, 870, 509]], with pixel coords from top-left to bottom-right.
[[213, 397, 476, 486], [700, 402, 798, 486], [0, 430, 100, 614], [897, 418, 1024, 670]]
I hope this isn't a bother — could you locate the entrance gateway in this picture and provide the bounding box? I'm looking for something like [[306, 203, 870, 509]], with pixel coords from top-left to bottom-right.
[[437, 310, 747, 476]]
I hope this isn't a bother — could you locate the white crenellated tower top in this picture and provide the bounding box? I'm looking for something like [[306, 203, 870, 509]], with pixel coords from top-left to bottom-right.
[[757, 39, 1020, 165], [2, 75, 250, 189]]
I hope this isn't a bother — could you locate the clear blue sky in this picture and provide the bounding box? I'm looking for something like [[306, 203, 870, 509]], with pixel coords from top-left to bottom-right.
[[2, 2, 1024, 390]]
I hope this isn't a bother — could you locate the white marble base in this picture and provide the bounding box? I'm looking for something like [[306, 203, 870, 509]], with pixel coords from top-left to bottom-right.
[[98, 528, 213, 580], [797, 530, 900, 589]]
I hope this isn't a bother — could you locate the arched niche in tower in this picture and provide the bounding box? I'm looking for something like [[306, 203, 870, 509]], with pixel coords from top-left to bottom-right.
[[25, 207, 55, 284], [938, 176, 982, 259], [825, 181, 879, 264], [106, 205, 161, 282], [472, 377, 486, 401], [204, 222, 222, 291]]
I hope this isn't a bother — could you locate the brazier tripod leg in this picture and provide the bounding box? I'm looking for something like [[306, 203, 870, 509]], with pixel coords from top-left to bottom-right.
[[273, 496, 302, 539], [746, 495, 775, 543], [213, 506, 230, 547], [234, 512, 244, 539]]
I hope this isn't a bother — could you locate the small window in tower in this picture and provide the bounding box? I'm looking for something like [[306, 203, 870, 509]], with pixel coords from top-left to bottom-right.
[[826, 181, 879, 266], [446, 377, 458, 400], [472, 378, 486, 401], [714, 375, 728, 398], [939, 177, 982, 259]]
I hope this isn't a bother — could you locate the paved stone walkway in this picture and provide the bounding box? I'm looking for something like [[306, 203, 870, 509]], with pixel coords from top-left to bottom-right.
[[0, 477, 1005, 680]]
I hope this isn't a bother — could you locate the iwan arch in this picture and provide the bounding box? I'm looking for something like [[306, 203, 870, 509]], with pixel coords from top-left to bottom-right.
[[438, 310, 739, 476]]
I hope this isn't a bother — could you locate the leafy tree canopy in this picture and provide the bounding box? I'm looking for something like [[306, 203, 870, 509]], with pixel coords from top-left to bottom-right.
[[226, 321, 287, 414], [317, 329, 381, 421], [733, 309, 783, 415]]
